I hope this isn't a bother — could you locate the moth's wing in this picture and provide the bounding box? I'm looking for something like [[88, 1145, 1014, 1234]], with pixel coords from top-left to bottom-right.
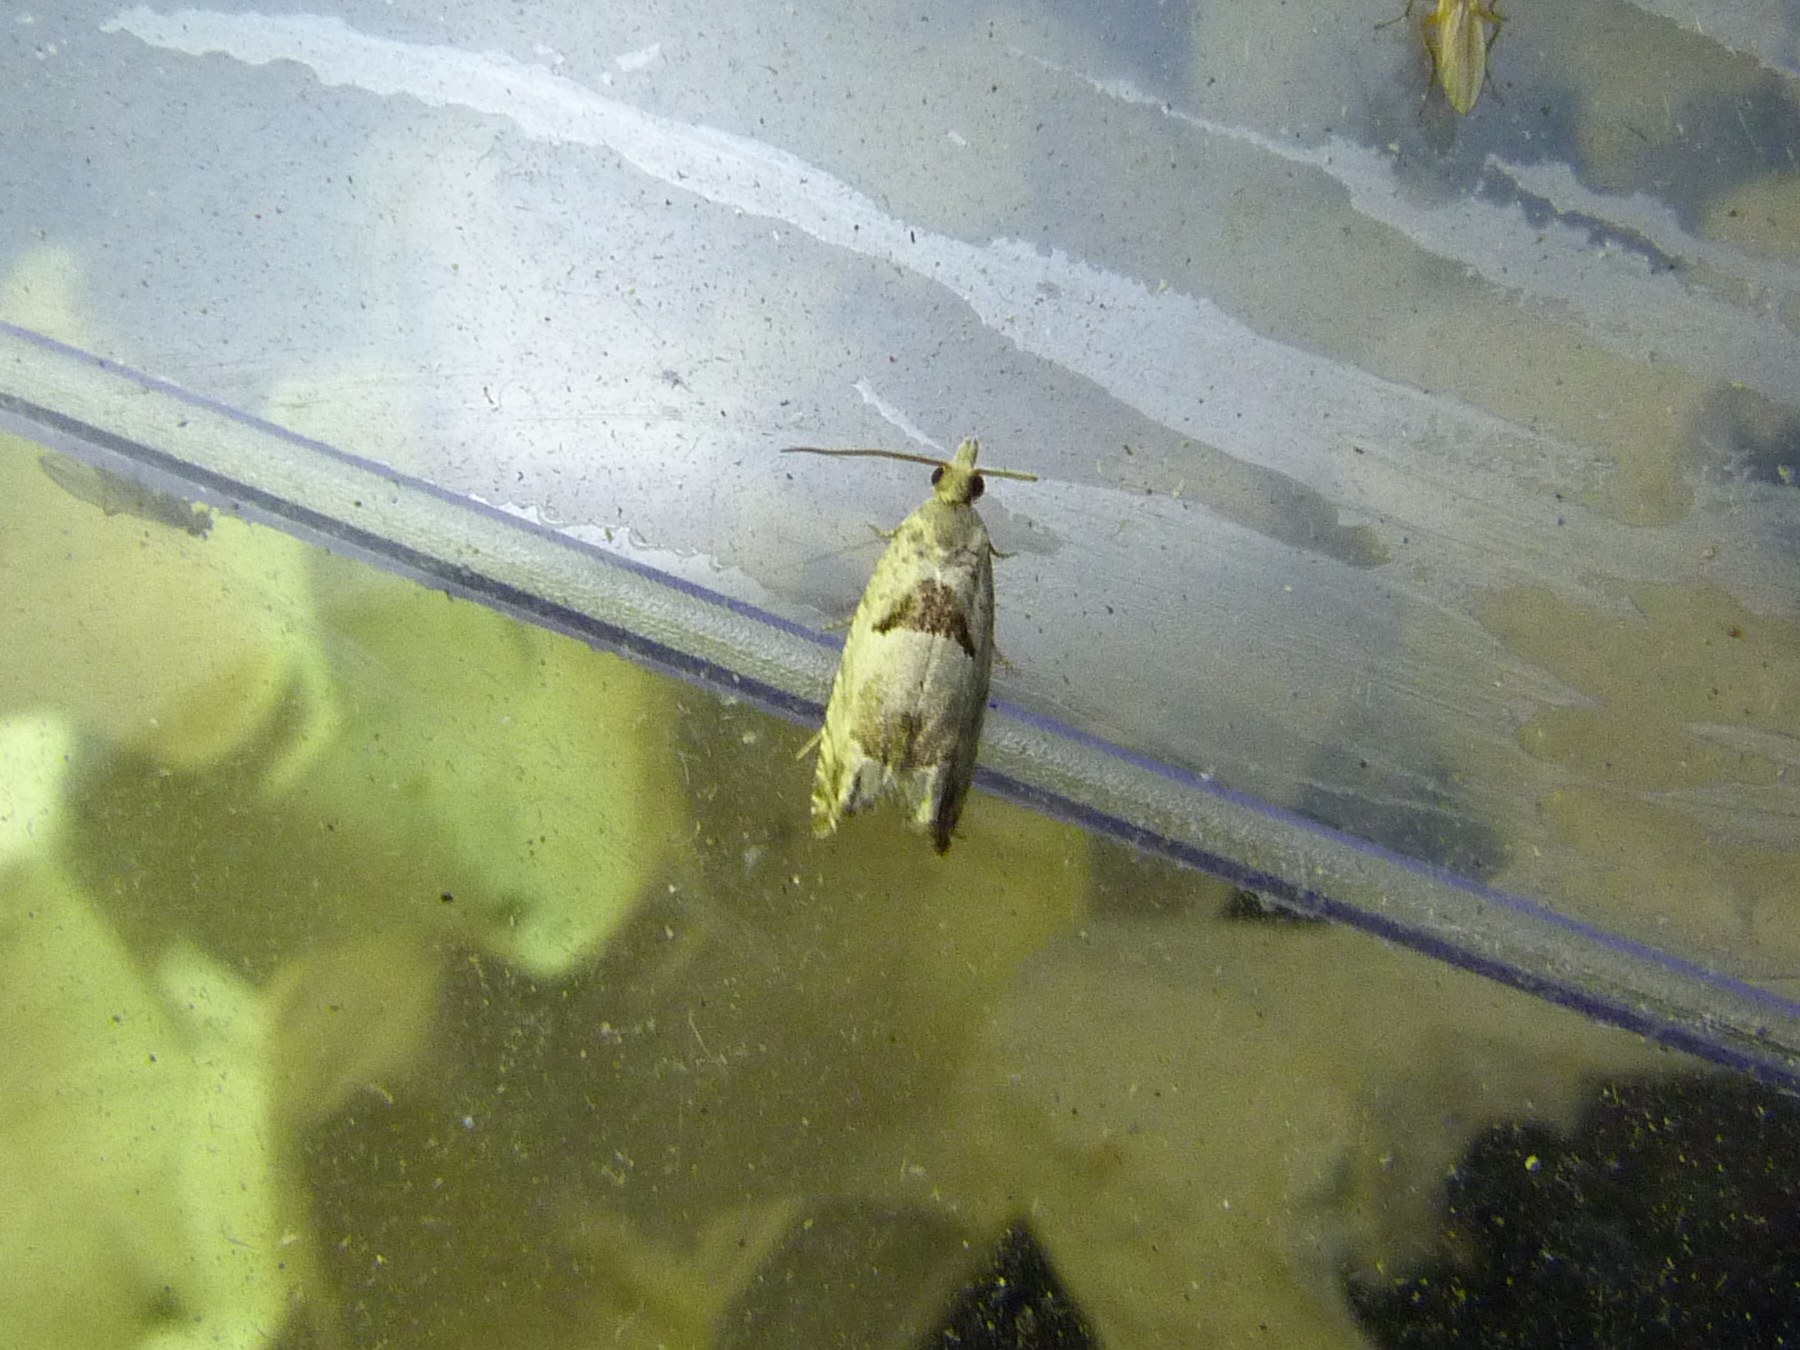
[[1435, 0, 1485, 112], [808, 506, 1000, 852], [808, 536, 916, 835], [905, 555, 997, 852], [810, 643, 876, 836]]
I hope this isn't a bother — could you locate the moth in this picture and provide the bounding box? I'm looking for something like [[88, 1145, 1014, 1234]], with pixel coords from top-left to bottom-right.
[[1390, 0, 1504, 114], [783, 438, 1035, 854]]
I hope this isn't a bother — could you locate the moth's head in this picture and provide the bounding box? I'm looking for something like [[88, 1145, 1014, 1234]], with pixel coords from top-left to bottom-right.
[[931, 437, 986, 506]]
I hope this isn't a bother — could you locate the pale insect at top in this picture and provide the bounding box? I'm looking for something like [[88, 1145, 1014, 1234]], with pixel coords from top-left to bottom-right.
[[783, 438, 1035, 854], [1388, 0, 1504, 114]]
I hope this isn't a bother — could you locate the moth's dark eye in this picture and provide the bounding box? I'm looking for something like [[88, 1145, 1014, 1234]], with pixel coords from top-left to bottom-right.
[[930, 465, 945, 486], [969, 474, 985, 500]]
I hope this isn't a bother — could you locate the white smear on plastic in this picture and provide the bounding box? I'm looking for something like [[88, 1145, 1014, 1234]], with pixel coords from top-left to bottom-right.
[[99, 8, 1578, 506], [477, 494, 797, 618], [852, 379, 941, 452], [614, 41, 660, 72], [98, 6, 1767, 625]]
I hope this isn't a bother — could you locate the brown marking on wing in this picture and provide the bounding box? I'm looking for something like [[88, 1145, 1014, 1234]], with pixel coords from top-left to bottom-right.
[[873, 578, 976, 657], [848, 690, 959, 772], [867, 708, 925, 764]]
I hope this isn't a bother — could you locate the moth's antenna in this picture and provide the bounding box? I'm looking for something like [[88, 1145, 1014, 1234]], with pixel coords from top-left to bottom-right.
[[781, 446, 1037, 482], [783, 446, 944, 468]]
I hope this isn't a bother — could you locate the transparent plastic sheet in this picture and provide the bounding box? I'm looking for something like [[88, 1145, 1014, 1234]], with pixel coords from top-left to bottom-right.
[[4, 321, 1797, 1085], [4, 0, 1798, 1072]]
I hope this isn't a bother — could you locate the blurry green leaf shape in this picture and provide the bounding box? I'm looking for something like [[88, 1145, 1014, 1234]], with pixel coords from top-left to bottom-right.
[[0, 861, 299, 1350]]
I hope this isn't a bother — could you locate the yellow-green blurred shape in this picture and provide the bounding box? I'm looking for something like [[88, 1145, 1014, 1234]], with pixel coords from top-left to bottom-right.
[[299, 556, 683, 977], [146, 944, 296, 1350], [952, 901, 1661, 1350], [795, 785, 1092, 1072], [0, 863, 298, 1350], [571, 707, 1092, 1228], [561, 1201, 796, 1350], [697, 711, 1093, 1146], [269, 934, 443, 1135], [0, 432, 326, 774]]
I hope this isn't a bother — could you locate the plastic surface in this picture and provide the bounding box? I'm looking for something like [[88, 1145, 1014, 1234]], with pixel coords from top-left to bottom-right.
[[3, 3, 1798, 1060]]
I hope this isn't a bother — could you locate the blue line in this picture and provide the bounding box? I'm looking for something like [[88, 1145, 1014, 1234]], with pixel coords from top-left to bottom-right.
[[0, 320, 835, 650], [981, 767, 1800, 1089], [989, 698, 1800, 1018]]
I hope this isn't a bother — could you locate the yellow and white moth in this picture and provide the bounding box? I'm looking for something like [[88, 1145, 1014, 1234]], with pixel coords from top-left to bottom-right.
[[783, 438, 1036, 854]]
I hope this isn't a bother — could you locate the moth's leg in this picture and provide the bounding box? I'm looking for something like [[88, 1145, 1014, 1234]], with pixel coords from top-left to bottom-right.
[[1478, 2, 1505, 104], [1375, 0, 1419, 30]]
